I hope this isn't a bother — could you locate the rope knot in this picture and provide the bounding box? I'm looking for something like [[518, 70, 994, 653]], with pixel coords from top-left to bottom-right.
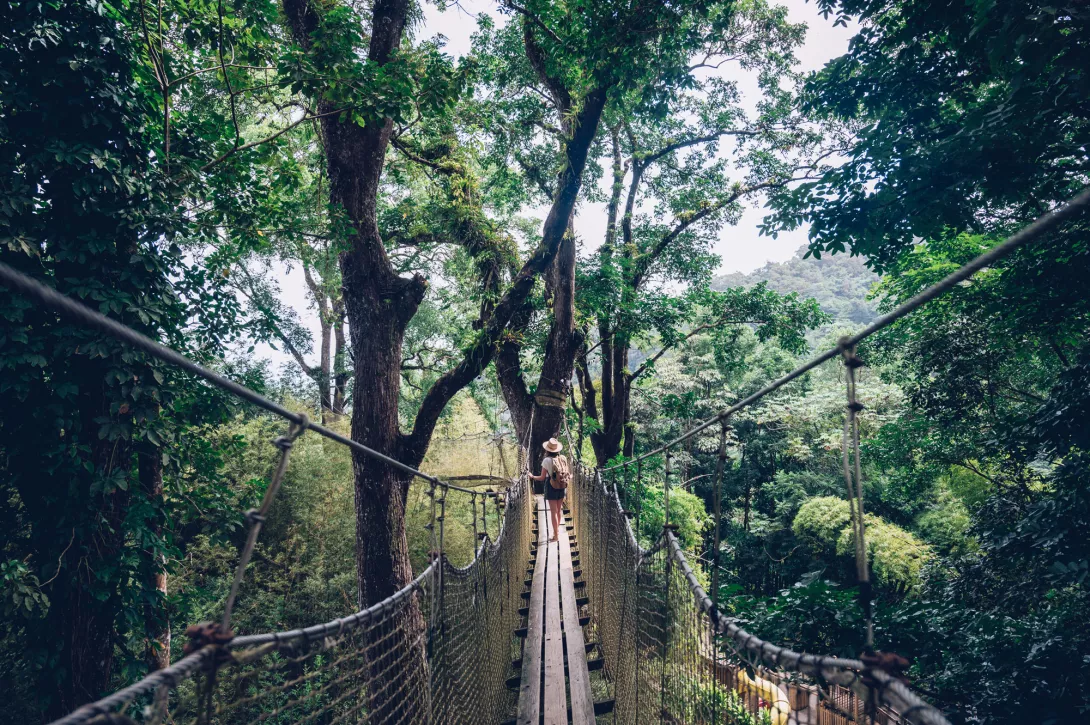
[[861, 650, 912, 687], [183, 621, 235, 655], [838, 336, 865, 368], [274, 413, 309, 450]]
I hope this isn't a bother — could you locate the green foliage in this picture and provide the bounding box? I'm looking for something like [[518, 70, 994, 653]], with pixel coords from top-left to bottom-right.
[[765, 0, 1090, 271], [765, 471, 843, 526], [1, 560, 49, 620], [729, 577, 865, 659], [835, 516, 931, 594], [0, 0, 255, 713], [712, 246, 879, 329], [665, 670, 769, 725], [791, 496, 852, 548], [884, 586, 1090, 724], [168, 409, 502, 656], [635, 482, 712, 556], [915, 491, 975, 557], [793, 497, 932, 593]]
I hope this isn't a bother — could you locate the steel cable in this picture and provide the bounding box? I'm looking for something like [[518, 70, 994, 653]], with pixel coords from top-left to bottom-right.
[[602, 185, 1090, 472]]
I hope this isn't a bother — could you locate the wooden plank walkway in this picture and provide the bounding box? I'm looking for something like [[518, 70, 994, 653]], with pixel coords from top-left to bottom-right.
[[515, 495, 596, 725], [558, 511, 595, 725], [517, 497, 548, 725], [543, 533, 566, 723]]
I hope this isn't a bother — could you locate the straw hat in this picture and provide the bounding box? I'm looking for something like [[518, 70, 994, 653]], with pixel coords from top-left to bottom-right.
[[542, 438, 563, 453]]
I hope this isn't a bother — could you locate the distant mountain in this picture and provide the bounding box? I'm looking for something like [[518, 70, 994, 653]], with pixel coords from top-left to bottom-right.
[[711, 246, 880, 327]]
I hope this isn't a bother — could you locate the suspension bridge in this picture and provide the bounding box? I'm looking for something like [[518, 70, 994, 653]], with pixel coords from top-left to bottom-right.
[[2, 186, 1088, 725]]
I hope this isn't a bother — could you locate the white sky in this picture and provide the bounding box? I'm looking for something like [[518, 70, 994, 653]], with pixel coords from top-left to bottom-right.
[[255, 0, 855, 369]]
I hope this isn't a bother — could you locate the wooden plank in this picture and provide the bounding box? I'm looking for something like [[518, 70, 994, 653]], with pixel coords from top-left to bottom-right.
[[516, 497, 548, 725], [543, 540, 567, 724], [558, 523, 595, 725]]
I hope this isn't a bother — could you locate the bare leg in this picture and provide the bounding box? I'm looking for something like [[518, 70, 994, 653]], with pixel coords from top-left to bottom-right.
[[549, 499, 562, 542]]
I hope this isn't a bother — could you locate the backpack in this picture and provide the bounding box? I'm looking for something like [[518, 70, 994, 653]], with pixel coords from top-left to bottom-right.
[[549, 455, 572, 490]]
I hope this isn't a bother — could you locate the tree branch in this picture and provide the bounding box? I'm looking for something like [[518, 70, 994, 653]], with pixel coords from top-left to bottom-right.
[[390, 136, 450, 172], [399, 84, 611, 464], [639, 130, 756, 167], [631, 178, 800, 289], [235, 267, 317, 378], [200, 107, 347, 172], [522, 18, 571, 113], [629, 322, 718, 382], [502, 1, 566, 49]]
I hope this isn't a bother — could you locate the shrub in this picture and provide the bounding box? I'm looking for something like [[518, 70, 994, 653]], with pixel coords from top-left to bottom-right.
[[793, 497, 932, 592]]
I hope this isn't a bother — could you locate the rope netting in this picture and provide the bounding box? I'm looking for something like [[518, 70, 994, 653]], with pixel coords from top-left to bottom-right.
[[567, 186, 1090, 725], [0, 259, 535, 725], [51, 474, 531, 725], [4, 184, 1088, 725], [569, 461, 949, 725]]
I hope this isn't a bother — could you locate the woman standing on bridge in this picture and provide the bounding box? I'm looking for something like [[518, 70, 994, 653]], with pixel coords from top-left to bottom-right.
[[532, 438, 570, 542]]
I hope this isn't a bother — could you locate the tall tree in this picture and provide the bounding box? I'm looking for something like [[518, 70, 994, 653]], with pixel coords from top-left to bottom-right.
[[0, 0, 251, 715], [495, 0, 836, 464], [270, 2, 741, 712], [276, 0, 747, 638]]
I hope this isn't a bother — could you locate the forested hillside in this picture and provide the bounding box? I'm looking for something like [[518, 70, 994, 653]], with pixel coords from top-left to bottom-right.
[[712, 246, 879, 326]]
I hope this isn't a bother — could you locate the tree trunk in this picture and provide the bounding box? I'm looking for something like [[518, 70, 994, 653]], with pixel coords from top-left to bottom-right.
[[317, 315, 333, 424], [332, 300, 348, 416], [43, 376, 133, 719], [590, 333, 630, 464], [281, 0, 427, 717], [623, 392, 635, 457], [496, 298, 535, 445], [342, 252, 423, 608], [51, 566, 120, 718], [283, 1, 606, 715], [140, 448, 170, 672], [743, 478, 751, 533], [303, 265, 337, 423], [527, 227, 578, 469]]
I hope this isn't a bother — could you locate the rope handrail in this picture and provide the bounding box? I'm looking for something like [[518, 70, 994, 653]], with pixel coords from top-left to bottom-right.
[[572, 458, 952, 724], [228, 566, 433, 649], [46, 470, 533, 724], [663, 530, 948, 725], [602, 184, 1090, 471], [2, 258, 532, 725], [0, 260, 498, 498], [49, 565, 435, 725]]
